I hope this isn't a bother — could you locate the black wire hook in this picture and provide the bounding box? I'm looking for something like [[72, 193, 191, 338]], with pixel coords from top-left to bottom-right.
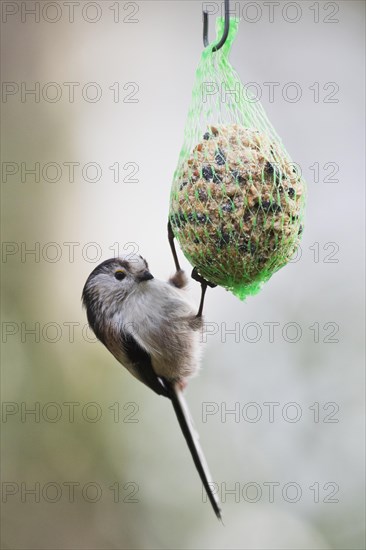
[[203, 0, 230, 52]]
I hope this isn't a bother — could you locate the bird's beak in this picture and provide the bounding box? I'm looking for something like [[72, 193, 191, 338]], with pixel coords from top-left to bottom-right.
[[137, 270, 154, 282]]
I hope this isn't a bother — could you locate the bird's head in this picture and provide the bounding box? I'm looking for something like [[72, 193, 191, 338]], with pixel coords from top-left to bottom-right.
[[82, 254, 154, 319]]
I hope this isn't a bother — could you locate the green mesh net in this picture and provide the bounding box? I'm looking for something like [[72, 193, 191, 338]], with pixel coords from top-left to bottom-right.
[[169, 18, 306, 300]]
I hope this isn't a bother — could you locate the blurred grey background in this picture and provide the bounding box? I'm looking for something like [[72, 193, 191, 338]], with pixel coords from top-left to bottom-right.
[[1, 1, 365, 549]]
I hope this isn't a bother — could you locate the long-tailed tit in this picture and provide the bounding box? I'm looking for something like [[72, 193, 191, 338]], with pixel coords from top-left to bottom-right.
[[82, 254, 222, 520]]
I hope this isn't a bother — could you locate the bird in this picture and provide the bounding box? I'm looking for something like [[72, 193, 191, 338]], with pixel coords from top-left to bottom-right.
[[82, 253, 222, 520]]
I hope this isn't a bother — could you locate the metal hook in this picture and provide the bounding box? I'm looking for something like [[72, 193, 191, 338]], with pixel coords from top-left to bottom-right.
[[203, 0, 230, 52]]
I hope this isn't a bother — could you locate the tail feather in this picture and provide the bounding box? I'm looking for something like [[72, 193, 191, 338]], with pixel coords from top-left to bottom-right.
[[162, 378, 222, 521]]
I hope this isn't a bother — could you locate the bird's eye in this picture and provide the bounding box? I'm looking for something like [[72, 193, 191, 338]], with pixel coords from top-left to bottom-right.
[[114, 271, 126, 281]]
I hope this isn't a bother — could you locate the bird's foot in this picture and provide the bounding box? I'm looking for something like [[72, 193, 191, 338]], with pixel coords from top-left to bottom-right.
[[191, 267, 217, 288]]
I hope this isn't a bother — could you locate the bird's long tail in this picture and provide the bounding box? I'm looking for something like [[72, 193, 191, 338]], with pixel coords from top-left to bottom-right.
[[162, 379, 222, 521]]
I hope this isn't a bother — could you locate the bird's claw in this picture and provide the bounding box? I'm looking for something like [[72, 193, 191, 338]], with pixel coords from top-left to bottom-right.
[[191, 267, 217, 288]]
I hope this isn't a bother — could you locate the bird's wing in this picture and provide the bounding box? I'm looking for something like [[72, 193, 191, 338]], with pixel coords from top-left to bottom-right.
[[162, 379, 223, 521], [121, 331, 169, 398]]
